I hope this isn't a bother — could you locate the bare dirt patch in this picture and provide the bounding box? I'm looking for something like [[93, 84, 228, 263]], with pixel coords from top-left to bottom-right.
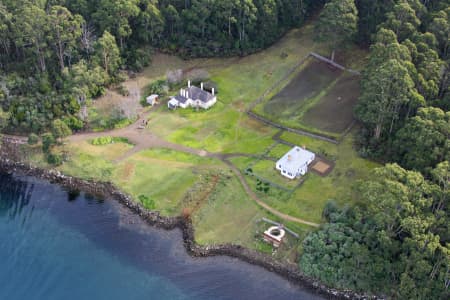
[[311, 159, 333, 176], [301, 75, 360, 133], [263, 59, 342, 118]]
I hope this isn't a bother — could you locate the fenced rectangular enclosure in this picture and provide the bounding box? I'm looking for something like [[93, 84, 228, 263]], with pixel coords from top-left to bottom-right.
[[252, 55, 360, 139]]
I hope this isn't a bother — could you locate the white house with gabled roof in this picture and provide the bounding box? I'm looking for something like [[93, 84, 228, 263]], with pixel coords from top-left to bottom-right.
[[168, 81, 217, 110], [276, 146, 315, 179]]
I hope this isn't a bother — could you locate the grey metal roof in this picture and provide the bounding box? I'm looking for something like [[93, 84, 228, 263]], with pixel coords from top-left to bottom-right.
[[187, 86, 214, 103], [174, 95, 189, 103]]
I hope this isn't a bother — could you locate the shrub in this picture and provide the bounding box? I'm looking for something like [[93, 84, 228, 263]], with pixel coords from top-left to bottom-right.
[[90, 136, 131, 146], [51, 119, 72, 141], [113, 118, 134, 129], [46, 151, 63, 166], [41, 133, 55, 153], [116, 84, 129, 96], [138, 195, 156, 210], [63, 116, 84, 131], [203, 80, 218, 94], [27, 133, 39, 145]]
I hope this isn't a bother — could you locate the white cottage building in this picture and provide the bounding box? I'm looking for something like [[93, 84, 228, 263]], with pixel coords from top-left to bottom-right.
[[276, 146, 315, 179], [168, 81, 217, 110]]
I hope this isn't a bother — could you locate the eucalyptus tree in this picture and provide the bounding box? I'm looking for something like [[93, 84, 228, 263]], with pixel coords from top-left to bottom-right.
[[133, 0, 165, 44], [381, 1, 420, 42], [429, 9, 450, 58], [315, 0, 358, 61], [355, 58, 423, 140], [48, 5, 84, 72], [403, 33, 444, 101], [301, 163, 450, 299], [94, 31, 121, 79], [92, 0, 140, 49], [13, 5, 50, 73], [0, 3, 12, 59], [237, 0, 257, 46], [393, 107, 449, 173]]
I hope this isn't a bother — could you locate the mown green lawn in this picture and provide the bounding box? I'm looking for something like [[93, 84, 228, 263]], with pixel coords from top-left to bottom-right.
[[250, 159, 299, 190], [59, 141, 129, 181], [267, 143, 292, 159]]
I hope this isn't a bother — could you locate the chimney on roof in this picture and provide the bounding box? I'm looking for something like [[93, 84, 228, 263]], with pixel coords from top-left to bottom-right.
[[188, 80, 191, 88], [201, 82, 204, 90], [287, 155, 292, 161], [180, 88, 183, 96], [212, 87, 215, 96]]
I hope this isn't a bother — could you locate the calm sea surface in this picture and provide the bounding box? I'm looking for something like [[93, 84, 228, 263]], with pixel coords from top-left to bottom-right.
[[0, 173, 324, 300]]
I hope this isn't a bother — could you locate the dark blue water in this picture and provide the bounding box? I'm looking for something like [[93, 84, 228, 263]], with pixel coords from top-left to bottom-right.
[[0, 173, 323, 300]]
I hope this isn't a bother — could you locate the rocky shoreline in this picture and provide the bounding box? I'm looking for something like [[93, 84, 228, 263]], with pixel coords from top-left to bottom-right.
[[0, 157, 382, 300]]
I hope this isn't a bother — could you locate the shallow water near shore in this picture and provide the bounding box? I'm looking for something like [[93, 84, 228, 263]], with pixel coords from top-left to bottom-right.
[[0, 173, 323, 300]]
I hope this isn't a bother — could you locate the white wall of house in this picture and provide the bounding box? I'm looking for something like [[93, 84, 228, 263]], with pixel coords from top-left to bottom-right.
[[276, 146, 315, 179]]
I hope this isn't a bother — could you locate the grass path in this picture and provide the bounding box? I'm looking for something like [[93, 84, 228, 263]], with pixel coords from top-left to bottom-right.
[[223, 159, 320, 228]]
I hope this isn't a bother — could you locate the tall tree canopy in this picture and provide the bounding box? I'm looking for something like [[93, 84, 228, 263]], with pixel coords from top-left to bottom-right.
[[301, 163, 449, 299], [393, 107, 450, 174], [0, 0, 324, 134], [315, 0, 358, 61], [355, 57, 423, 141], [354, 1, 448, 162]]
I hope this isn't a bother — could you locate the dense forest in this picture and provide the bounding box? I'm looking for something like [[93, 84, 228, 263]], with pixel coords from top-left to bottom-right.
[[0, 0, 324, 134], [301, 0, 449, 299]]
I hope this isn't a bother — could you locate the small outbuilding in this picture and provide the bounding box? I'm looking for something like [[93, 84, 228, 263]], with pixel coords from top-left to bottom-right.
[[276, 146, 315, 180], [146, 94, 159, 106], [263, 226, 286, 248]]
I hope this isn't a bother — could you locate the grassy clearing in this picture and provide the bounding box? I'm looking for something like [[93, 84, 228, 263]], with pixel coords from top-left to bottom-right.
[[281, 131, 339, 159], [113, 149, 224, 216], [229, 130, 378, 224], [87, 99, 138, 132], [274, 131, 379, 223], [192, 173, 263, 247], [58, 140, 131, 181], [267, 143, 292, 159], [250, 159, 299, 190], [192, 173, 306, 261], [148, 103, 276, 154], [143, 22, 326, 154]]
